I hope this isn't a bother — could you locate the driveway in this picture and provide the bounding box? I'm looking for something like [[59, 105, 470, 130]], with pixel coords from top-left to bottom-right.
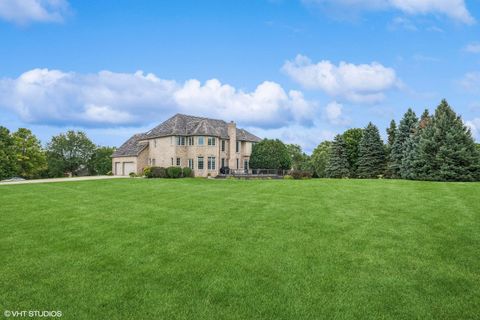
[[0, 175, 128, 185]]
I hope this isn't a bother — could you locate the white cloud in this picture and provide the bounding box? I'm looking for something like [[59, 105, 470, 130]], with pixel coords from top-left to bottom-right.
[[460, 72, 480, 92], [464, 43, 480, 54], [325, 101, 349, 125], [0, 0, 69, 24], [302, 0, 475, 24], [283, 54, 399, 103], [0, 68, 314, 128]]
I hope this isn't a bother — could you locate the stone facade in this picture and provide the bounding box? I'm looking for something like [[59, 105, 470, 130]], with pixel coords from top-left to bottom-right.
[[112, 114, 261, 177]]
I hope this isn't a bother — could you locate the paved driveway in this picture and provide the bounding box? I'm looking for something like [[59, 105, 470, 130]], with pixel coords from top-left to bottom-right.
[[0, 176, 128, 185]]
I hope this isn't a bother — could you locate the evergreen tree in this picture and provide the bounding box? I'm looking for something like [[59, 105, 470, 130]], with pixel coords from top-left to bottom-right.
[[400, 110, 430, 179], [386, 120, 396, 147], [311, 141, 332, 178], [0, 126, 18, 180], [389, 109, 418, 178], [325, 135, 350, 178], [385, 120, 397, 178], [415, 100, 480, 181], [342, 128, 363, 177], [357, 122, 387, 178]]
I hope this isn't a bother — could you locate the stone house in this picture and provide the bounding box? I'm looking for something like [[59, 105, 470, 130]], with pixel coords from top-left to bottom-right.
[[112, 114, 261, 177]]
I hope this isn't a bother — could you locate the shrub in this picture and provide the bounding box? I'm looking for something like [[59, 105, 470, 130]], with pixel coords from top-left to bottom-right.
[[182, 167, 193, 177], [166, 166, 182, 178], [290, 170, 312, 180], [143, 166, 152, 178], [150, 167, 167, 178], [284, 175, 293, 180], [129, 172, 137, 178]]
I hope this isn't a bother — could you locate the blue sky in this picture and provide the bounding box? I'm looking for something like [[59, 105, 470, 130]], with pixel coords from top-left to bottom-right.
[[0, 0, 479, 152]]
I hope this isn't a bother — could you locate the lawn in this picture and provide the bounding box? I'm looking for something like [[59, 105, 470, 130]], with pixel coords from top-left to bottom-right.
[[1, 179, 479, 319]]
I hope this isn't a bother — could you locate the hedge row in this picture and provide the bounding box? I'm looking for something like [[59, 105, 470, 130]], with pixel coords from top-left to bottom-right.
[[143, 166, 193, 179]]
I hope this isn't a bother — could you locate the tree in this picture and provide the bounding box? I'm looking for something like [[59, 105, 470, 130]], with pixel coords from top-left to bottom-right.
[[249, 139, 291, 170], [88, 146, 115, 175], [311, 141, 332, 178], [389, 109, 418, 178], [357, 123, 387, 178], [325, 135, 350, 178], [286, 144, 310, 171], [385, 120, 397, 178], [0, 126, 17, 180], [414, 100, 480, 181], [46, 130, 96, 177], [342, 128, 363, 177], [400, 110, 431, 179], [386, 120, 397, 147], [11, 128, 47, 179]]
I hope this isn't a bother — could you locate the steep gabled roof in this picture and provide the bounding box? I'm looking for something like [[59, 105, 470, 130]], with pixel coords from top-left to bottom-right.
[[112, 133, 148, 157], [144, 114, 261, 142]]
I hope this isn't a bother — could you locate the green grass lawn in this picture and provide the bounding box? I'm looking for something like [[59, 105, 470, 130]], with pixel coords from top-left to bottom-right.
[[1, 179, 479, 319]]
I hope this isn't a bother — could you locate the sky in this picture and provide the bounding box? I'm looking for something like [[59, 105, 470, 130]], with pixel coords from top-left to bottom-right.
[[0, 0, 479, 153]]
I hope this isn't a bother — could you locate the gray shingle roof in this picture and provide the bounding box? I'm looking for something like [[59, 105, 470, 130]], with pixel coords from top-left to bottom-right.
[[112, 133, 148, 157], [144, 114, 261, 142], [113, 114, 261, 158]]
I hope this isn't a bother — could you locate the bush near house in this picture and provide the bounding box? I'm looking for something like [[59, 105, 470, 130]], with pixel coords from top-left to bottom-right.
[[182, 167, 193, 178], [290, 170, 312, 180], [166, 166, 182, 178], [149, 167, 167, 178]]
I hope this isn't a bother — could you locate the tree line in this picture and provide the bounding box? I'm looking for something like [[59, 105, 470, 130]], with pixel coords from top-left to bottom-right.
[[250, 100, 480, 181], [0, 128, 114, 180]]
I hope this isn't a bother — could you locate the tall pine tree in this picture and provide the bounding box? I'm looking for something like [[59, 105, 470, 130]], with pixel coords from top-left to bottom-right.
[[389, 109, 418, 178], [325, 135, 350, 178], [400, 110, 430, 179], [415, 100, 480, 181], [357, 123, 386, 178], [385, 120, 397, 178]]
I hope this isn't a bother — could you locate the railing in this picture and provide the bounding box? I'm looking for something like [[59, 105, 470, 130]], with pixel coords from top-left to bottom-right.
[[220, 169, 289, 176]]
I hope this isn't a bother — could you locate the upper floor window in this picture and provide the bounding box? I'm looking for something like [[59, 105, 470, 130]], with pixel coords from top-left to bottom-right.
[[221, 140, 226, 152], [208, 137, 216, 146], [176, 136, 186, 146], [188, 137, 194, 146], [198, 137, 205, 145], [236, 141, 240, 153]]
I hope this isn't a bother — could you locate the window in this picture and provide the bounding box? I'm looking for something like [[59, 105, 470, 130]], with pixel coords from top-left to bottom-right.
[[244, 160, 249, 170], [236, 158, 239, 169], [171, 158, 174, 166], [188, 137, 194, 146], [176, 158, 181, 166], [176, 136, 186, 146], [208, 137, 216, 146], [221, 140, 226, 152], [152, 159, 156, 166], [221, 158, 225, 168], [236, 141, 240, 153], [154, 139, 157, 148], [198, 137, 205, 145], [208, 157, 216, 170], [188, 159, 194, 170], [197, 157, 204, 170]]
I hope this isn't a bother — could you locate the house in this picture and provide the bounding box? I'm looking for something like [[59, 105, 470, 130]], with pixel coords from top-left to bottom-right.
[[112, 114, 262, 177]]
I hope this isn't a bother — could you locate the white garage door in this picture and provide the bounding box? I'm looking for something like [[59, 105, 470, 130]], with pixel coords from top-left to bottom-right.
[[115, 162, 121, 176], [123, 162, 136, 176]]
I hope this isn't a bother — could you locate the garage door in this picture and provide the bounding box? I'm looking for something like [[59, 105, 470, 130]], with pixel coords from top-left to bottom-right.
[[115, 162, 121, 176], [123, 162, 136, 176]]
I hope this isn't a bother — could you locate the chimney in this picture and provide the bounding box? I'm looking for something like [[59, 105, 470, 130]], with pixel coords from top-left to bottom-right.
[[227, 121, 237, 169]]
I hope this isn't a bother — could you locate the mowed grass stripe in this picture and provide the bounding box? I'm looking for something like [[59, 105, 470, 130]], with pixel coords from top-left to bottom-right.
[[0, 179, 479, 319]]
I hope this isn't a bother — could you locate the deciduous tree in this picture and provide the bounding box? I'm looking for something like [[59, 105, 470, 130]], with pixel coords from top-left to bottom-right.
[[250, 139, 291, 170], [311, 141, 332, 178], [12, 128, 47, 179]]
